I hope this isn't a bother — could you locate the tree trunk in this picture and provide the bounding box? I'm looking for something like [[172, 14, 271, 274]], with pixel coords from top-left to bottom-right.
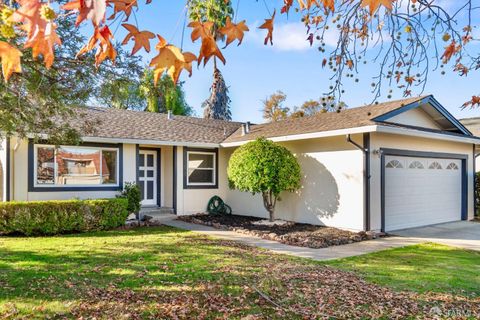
[[262, 191, 277, 222]]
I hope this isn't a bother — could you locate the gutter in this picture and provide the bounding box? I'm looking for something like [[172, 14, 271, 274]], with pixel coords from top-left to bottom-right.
[[346, 134, 371, 231]]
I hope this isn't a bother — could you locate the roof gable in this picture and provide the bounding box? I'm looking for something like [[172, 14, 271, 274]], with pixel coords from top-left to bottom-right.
[[372, 95, 472, 135]]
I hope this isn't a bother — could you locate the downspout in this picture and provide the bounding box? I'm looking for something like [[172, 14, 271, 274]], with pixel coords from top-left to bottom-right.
[[346, 134, 371, 231], [474, 145, 480, 217]]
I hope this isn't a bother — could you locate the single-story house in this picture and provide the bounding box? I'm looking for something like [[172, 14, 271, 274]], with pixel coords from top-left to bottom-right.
[[460, 117, 480, 172], [1, 95, 478, 232]]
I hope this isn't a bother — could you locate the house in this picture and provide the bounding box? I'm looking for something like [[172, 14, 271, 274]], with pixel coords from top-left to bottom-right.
[[0, 95, 478, 232], [460, 117, 480, 172]]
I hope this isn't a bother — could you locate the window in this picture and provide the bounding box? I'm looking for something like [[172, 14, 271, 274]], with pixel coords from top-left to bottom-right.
[[446, 162, 459, 170], [185, 149, 217, 187], [34, 144, 119, 187], [386, 160, 403, 169], [408, 161, 424, 169], [428, 161, 442, 170]]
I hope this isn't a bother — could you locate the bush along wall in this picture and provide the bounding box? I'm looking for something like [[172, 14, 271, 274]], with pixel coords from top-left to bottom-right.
[[0, 198, 129, 236]]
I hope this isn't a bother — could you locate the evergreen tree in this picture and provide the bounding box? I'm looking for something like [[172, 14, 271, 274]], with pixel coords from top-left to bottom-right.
[[202, 67, 231, 120]]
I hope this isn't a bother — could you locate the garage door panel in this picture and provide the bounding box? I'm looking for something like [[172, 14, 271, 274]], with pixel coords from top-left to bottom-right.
[[384, 156, 462, 232]]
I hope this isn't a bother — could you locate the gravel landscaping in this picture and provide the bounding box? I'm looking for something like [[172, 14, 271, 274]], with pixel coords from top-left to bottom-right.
[[178, 214, 385, 249]]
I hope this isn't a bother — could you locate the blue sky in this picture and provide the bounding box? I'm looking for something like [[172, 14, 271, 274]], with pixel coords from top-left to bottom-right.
[[105, 0, 480, 123]]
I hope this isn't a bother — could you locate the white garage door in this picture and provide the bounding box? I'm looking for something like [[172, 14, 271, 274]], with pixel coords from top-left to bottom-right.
[[384, 156, 462, 232]]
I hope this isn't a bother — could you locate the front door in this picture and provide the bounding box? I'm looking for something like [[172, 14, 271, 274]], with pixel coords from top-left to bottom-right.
[[138, 150, 157, 206]]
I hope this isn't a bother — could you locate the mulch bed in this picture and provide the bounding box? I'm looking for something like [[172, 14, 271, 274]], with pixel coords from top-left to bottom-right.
[[178, 214, 385, 249]]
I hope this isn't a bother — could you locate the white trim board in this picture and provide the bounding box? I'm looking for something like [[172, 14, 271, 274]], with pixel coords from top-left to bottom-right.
[[221, 125, 480, 147]]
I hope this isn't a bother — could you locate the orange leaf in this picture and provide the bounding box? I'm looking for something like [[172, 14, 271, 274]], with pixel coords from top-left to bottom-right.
[[259, 10, 275, 46], [462, 96, 480, 108], [188, 21, 214, 42], [198, 35, 226, 66], [0, 41, 22, 81], [218, 17, 249, 47], [188, 21, 225, 66], [121, 23, 155, 55], [11, 0, 44, 39], [361, 0, 396, 15], [77, 26, 117, 67], [150, 35, 197, 84], [24, 21, 62, 68], [108, 0, 138, 21], [62, 0, 107, 27], [441, 40, 461, 63], [298, 0, 318, 10], [11, 0, 61, 68]]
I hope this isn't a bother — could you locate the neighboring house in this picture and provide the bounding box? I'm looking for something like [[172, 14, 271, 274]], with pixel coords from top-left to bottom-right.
[[0, 95, 478, 233], [460, 117, 480, 172]]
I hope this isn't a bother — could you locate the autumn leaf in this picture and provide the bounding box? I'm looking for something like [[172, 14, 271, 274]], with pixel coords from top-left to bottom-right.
[[24, 21, 62, 68], [320, 0, 335, 12], [462, 96, 480, 109], [188, 21, 225, 66], [108, 0, 138, 21], [11, 0, 61, 68], [259, 10, 275, 46], [0, 41, 22, 81], [361, 0, 396, 15], [404, 75, 415, 85], [298, 0, 318, 10], [441, 40, 460, 63], [346, 59, 354, 69], [150, 35, 197, 84], [281, 0, 293, 14], [218, 17, 249, 47], [11, 0, 44, 39], [121, 23, 155, 55], [77, 25, 116, 67], [62, 0, 107, 27], [197, 35, 225, 66], [188, 21, 214, 42]]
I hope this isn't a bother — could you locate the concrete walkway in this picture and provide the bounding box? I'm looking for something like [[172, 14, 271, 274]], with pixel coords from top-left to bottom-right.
[[392, 221, 480, 251], [160, 217, 423, 261]]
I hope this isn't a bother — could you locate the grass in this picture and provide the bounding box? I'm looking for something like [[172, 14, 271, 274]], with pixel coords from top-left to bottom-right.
[[0, 227, 479, 319], [325, 242, 480, 296]]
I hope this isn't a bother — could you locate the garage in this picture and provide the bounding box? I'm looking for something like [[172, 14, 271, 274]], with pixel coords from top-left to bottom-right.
[[383, 155, 464, 232]]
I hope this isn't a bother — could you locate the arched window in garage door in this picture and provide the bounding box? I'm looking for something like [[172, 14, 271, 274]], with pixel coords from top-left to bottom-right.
[[385, 159, 403, 168], [446, 162, 459, 170], [428, 161, 442, 170], [408, 161, 424, 169]]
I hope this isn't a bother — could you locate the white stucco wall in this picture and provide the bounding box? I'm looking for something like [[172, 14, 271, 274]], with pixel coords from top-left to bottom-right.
[[175, 146, 228, 215], [222, 135, 366, 231], [388, 108, 442, 130], [369, 132, 475, 231], [0, 138, 6, 202]]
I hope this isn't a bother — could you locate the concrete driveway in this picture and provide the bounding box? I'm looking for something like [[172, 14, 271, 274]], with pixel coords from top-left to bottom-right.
[[392, 221, 480, 251]]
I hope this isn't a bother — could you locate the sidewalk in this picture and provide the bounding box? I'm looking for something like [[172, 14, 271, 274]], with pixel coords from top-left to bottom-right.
[[161, 218, 423, 261]]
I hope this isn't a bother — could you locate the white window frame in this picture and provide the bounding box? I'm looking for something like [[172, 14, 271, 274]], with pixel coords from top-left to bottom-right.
[[186, 150, 216, 187], [33, 144, 120, 188]]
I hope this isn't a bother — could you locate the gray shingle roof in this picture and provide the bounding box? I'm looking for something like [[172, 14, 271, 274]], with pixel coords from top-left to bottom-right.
[[70, 107, 243, 145], [67, 96, 433, 145], [222, 96, 429, 143]]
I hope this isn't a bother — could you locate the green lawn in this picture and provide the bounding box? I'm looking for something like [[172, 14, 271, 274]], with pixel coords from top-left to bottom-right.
[[0, 227, 479, 319], [325, 243, 480, 296]]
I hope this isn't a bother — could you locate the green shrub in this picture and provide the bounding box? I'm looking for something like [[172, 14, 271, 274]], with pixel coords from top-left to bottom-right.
[[228, 138, 301, 221], [0, 198, 128, 236], [119, 182, 142, 216]]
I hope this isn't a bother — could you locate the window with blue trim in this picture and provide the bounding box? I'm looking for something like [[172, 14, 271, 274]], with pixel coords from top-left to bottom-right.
[[35, 145, 119, 187]]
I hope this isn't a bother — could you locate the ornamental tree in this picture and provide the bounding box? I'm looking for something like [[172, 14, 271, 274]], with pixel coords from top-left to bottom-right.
[[227, 138, 301, 222]]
